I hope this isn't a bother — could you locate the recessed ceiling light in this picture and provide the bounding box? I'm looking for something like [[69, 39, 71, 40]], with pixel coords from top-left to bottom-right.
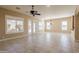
[[46, 5, 51, 7]]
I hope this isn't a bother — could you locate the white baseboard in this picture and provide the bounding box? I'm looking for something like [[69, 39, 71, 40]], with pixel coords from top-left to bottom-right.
[[0, 35, 27, 42], [0, 33, 35, 42]]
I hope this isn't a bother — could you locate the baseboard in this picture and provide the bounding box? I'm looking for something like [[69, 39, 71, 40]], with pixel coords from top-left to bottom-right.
[[0, 33, 35, 42], [0, 34, 27, 42]]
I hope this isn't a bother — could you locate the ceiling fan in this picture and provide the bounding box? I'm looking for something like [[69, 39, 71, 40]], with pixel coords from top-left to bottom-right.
[[30, 5, 41, 16]]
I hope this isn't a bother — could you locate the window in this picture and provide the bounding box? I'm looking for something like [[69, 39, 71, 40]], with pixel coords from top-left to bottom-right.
[[39, 21, 44, 31], [5, 15, 24, 34], [6, 19, 17, 33], [61, 21, 67, 30], [46, 22, 51, 30], [39, 21, 43, 30], [16, 20, 24, 32]]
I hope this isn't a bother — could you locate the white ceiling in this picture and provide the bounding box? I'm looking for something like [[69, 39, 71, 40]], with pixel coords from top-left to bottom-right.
[[0, 5, 76, 20]]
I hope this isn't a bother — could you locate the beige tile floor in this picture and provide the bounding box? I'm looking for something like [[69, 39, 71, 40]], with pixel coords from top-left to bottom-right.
[[0, 32, 79, 53]]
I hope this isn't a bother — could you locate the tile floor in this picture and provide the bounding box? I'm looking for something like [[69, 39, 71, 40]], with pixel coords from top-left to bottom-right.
[[0, 32, 79, 53]]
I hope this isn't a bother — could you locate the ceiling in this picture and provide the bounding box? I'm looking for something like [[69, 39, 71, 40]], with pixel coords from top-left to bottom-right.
[[0, 5, 76, 20]]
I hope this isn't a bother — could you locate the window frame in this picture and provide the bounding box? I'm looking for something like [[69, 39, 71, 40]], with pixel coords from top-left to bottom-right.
[[5, 15, 24, 34]]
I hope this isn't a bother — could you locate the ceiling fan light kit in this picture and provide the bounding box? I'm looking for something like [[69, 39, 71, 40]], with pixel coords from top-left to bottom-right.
[[30, 5, 41, 16]]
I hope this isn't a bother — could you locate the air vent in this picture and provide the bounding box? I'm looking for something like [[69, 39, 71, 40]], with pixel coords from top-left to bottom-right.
[[16, 7, 20, 10]]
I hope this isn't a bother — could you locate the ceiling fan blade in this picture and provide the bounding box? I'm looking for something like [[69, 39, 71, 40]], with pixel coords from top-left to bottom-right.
[[36, 13, 40, 15]]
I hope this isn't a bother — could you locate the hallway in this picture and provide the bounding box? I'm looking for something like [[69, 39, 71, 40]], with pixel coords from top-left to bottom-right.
[[0, 32, 78, 53]]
